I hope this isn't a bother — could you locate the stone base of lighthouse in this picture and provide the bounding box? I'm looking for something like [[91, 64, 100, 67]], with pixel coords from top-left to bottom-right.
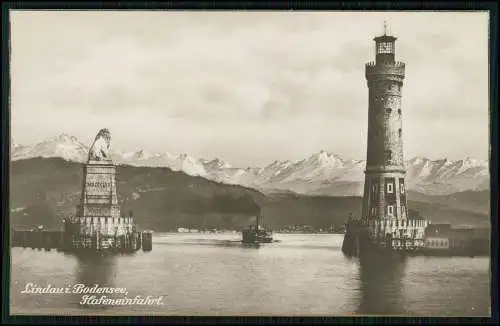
[[357, 168, 429, 254], [362, 170, 408, 220], [341, 217, 428, 258]]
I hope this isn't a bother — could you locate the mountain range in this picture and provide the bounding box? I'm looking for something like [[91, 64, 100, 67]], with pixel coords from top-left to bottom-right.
[[9, 157, 490, 232], [11, 133, 490, 196]]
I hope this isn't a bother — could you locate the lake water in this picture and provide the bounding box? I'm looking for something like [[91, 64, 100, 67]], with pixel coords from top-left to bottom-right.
[[10, 233, 491, 316]]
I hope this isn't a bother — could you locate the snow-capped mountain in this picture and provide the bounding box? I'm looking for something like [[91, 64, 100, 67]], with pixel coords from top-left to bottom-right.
[[116, 150, 207, 177], [404, 156, 489, 195], [11, 133, 490, 196], [10, 135, 208, 178], [199, 158, 232, 170], [11, 133, 89, 163]]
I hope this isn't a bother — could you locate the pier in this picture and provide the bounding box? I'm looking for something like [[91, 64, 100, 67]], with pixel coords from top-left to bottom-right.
[[11, 229, 153, 253], [342, 218, 490, 258]]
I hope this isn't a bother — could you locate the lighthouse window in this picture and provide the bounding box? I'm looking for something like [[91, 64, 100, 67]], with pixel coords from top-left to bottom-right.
[[385, 150, 392, 162], [387, 183, 393, 194], [398, 109, 402, 116], [386, 108, 392, 115], [378, 42, 393, 54], [388, 205, 394, 216], [401, 183, 405, 194]]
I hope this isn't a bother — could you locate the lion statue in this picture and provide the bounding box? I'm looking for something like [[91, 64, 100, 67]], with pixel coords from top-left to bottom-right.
[[88, 128, 112, 161]]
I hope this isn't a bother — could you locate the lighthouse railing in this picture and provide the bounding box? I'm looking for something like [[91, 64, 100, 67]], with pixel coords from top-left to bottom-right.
[[365, 61, 405, 77]]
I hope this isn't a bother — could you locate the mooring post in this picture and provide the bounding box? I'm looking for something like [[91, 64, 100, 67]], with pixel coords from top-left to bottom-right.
[[44, 233, 51, 251], [142, 231, 152, 252]]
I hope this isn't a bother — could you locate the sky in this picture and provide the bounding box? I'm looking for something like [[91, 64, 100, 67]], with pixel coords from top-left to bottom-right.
[[10, 11, 489, 167]]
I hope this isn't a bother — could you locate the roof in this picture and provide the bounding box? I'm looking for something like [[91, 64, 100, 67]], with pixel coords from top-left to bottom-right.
[[438, 228, 485, 241], [425, 224, 452, 234], [425, 236, 449, 241], [427, 223, 452, 228], [374, 35, 397, 42]]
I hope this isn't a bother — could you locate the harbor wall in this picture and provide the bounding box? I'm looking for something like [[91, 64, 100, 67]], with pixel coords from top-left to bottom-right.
[[342, 220, 490, 257], [11, 229, 150, 253]]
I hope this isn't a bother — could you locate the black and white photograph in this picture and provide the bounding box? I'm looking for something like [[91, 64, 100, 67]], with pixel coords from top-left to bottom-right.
[[7, 10, 492, 317]]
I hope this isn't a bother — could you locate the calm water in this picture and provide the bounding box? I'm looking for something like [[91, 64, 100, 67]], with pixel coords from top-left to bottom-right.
[[10, 233, 490, 316]]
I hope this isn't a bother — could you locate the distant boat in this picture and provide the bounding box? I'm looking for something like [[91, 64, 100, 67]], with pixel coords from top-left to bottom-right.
[[242, 214, 273, 244]]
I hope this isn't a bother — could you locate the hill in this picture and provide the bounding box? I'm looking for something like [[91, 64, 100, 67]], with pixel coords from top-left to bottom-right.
[[9, 158, 264, 231], [9, 158, 491, 231]]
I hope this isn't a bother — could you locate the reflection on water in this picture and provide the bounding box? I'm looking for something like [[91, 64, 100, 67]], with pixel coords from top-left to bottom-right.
[[356, 253, 407, 315], [72, 254, 118, 311], [75, 254, 117, 287], [10, 233, 490, 316]]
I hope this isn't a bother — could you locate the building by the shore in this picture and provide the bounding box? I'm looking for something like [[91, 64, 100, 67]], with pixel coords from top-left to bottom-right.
[[424, 223, 489, 254]]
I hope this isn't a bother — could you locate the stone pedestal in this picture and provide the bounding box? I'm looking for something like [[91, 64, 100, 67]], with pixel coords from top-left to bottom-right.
[[74, 129, 133, 239]]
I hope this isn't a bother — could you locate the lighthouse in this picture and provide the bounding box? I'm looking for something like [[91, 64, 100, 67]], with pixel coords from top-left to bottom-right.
[[342, 24, 428, 256], [362, 23, 408, 222]]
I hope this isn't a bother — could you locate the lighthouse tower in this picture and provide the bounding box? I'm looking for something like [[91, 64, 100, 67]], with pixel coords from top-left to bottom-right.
[[342, 24, 428, 255], [362, 23, 408, 222]]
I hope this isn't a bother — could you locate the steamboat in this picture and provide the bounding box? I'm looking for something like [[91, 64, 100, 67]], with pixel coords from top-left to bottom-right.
[[242, 214, 273, 244]]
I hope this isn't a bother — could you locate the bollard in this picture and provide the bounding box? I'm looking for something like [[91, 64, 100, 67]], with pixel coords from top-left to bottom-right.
[[22, 231, 27, 248], [142, 231, 153, 252], [44, 233, 51, 251]]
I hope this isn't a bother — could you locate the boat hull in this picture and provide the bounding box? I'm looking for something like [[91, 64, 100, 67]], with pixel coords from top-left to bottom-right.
[[242, 229, 273, 244]]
